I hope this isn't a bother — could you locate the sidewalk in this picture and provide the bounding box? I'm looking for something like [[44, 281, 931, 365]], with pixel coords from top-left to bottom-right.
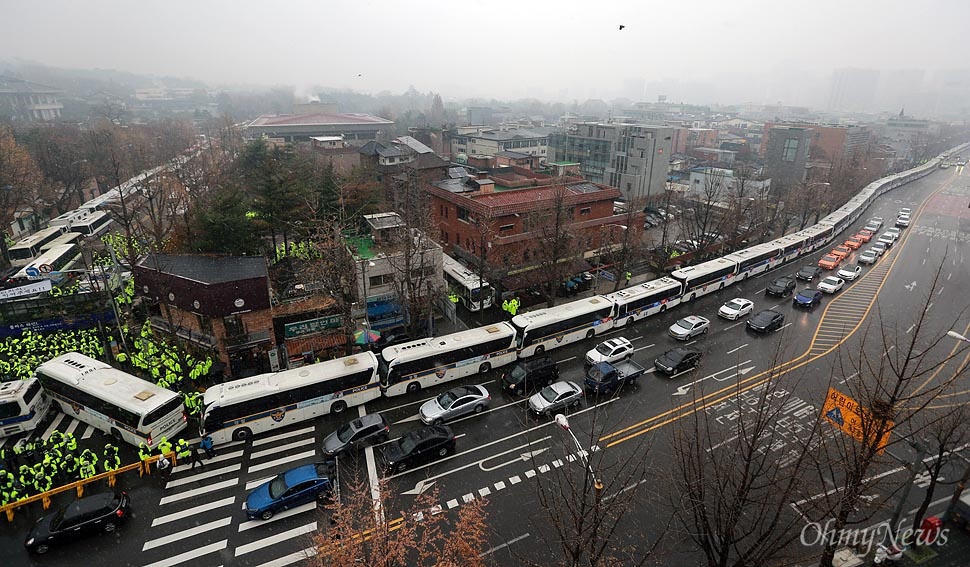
[[894, 522, 970, 566]]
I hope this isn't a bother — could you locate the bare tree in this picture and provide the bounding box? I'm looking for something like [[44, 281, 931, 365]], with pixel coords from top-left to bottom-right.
[[906, 404, 970, 536], [528, 185, 587, 307], [0, 127, 42, 265], [678, 168, 729, 257]]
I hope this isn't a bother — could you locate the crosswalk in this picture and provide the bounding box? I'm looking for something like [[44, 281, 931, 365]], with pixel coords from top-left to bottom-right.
[[138, 425, 327, 567]]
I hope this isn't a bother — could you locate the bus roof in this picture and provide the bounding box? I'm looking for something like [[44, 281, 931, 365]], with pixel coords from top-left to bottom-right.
[[0, 377, 37, 401], [203, 351, 378, 407], [40, 231, 83, 251], [604, 277, 680, 302], [9, 226, 64, 251], [442, 254, 490, 289], [381, 322, 515, 362], [37, 352, 181, 412], [511, 296, 611, 328]]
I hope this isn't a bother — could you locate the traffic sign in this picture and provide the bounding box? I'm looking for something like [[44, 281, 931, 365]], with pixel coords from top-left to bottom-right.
[[38, 263, 53, 274], [821, 387, 892, 452], [25, 267, 40, 277]]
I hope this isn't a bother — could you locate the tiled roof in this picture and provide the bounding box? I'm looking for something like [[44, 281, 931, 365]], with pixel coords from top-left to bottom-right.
[[136, 254, 267, 285], [495, 150, 531, 159], [249, 113, 393, 127]]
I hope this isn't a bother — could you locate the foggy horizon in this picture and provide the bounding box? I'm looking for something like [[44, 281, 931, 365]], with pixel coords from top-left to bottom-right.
[[3, 0, 970, 110]]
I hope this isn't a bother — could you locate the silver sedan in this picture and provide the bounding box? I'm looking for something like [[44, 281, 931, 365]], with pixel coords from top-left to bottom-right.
[[528, 381, 584, 416], [419, 385, 491, 425]]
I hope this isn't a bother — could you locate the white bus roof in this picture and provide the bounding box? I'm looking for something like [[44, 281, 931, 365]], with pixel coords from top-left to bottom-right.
[[382, 322, 515, 362], [37, 352, 181, 413], [9, 226, 64, 250], [605, 277, 680, 302], [0, 377, 38, 401], [203, 351, 378, 407], [442, 254, 490, 288], [511, 296, 611, 328]]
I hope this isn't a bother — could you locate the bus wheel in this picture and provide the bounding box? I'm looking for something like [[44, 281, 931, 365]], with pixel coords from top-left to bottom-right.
[[479, 362, 491, 375], [535, 346, 545, 356], [232, 427, 252, 442], [331, 401, 348, 415], [719, 282, 724, 290], [407, 382, 421, 394], [660, 305, 667, 313], [687, 293, 695, 302], [110, 428, 123, 441], [586, 330, 595, 339]]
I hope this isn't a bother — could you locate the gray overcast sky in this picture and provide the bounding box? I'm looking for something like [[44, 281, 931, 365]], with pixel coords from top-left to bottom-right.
[[3, 0, 969, 104]]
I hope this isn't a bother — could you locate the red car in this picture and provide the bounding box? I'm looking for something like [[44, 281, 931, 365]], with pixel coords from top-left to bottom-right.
[[819, 254, 842, 270], [844, 236, 863, 250], [856, 230, 874, 243]]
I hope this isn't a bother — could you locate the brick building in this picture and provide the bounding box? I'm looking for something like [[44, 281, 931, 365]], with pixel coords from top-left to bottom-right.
[[760, 122, 871, 163], [670, 127, 718, 154]]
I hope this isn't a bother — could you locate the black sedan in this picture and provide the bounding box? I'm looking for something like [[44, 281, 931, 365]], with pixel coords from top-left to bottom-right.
[[380, 425, 456, 474], [654, 347, 702, 375], [26, 492, 130, 554], [795, 266, 823, 282], [793, 288, 823, 308], [765, 276, 796, 297], [747, 310, 785, 333]]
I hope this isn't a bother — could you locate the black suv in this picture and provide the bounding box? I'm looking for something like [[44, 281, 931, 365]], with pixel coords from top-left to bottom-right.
[[765, 276, 796, 297], [322, 413, 390, 456], [654, 347, 702, 375], [380, 425, 456, 474], [747, 310, 785, 333], [501, 356, 559, 395], [26, 492, 130, 554]]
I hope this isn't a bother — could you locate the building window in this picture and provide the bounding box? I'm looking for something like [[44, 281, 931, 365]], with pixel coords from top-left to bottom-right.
[[443, 232, 449, 244], [457, 207, 469, 221], [223, 315, 245, 338], [579, 207, 591, 216], [500, 224, 514, 232], [369, 274, 393, 287], [782, 138, 799, 162], [197, 314, 213, 336]]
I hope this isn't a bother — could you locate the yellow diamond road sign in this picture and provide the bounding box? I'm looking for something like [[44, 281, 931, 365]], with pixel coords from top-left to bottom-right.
[[822, 387, 892, 452]]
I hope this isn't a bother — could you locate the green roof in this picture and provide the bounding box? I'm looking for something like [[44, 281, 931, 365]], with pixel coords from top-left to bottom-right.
[[549, 161, 580, 166], [347, 236, 376, 260]]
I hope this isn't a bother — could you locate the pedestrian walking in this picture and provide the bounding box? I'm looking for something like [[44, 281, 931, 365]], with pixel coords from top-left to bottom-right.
[[200, 435, 216, 459], [157, 455, 172, 483], [187, 444, 205, 471], [174, 439, 190, 466]]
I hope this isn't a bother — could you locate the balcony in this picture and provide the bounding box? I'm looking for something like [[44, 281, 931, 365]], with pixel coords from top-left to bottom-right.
[[150, 316, 219, 349]]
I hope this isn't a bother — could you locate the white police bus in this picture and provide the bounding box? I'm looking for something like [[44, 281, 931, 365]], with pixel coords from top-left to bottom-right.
[[442, 253, 493, 311], [0, 378, 52, 439], [7, 226, 66, 268], [34, 352, 186, 449], [379, 323, 517, 396], [511, 296, 614, 358], [201, 352, 381, 444]]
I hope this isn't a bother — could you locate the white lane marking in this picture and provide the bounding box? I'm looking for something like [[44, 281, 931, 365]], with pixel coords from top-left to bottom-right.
[[885, 345, 896, 357], [250, 438, 316, 460], [248, 450, 317, 474], [906, 324, 916, 334], [151, 497, 236, 527], [238, 502, 317, 532], [252, 426, 316, 447], [235, 522, 317, 557], [81, 424, 94, 439], [246, 475, 275, 491], [948, 272, 952, 281], [172, 449, 244, 473], [159, 478, 238, 506], [363, 404, 382, 523], [41, 413, 66, 441], [64, 419, 80, 436], [141, 540, 228, 567], [479, 533, 531, 558], [938, 287, 944, 295], [143, 517, 232, 551], [165, 463, 241, 489], [776, 323, 793, 332], [838, 372, 860, 385], [631, 335, 644, 340], [633, 343, 655, 353], [556, 356, 576, 364], [252, 547, 318, 567], [726, 343, 749, 355], [723, 321, 745, 331]]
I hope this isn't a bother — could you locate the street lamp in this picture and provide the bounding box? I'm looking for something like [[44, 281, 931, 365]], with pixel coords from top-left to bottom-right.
[[555, 414, 604, 499], [947, 330, 970, 343]]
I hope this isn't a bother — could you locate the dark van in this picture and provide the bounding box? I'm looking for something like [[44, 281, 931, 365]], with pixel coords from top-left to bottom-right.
[[501, 356, 559, 395]]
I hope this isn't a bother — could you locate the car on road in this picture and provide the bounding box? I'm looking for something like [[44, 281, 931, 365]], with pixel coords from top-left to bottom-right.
[[856, 229, 874, 243], [245, 462, 334, 520], [793, 288, 823, 308], [668, 315, 711, 340], [653, 346, 702, 375], [585, 337, 634, 366], [380, 425, 456, 474], [886, 227, 901, 239], [748, 310, 786, 333], [858, 249, 879, 265], [817, 276, 845, 294], [501, 356, 559, 395], [870, 241, 887, 255], [818, 254, 842, 270], [877, 233, 895, 248], [837, 264, 863, 280], [844, 236, 863, 250], [419, 385, 491, 425], [322, 414, 390, 456], [766, 275, 796, 297], [899, 208, 912, 216], [896, 215, 910, 228], [796, 265, 823, 281], [25, 492, 130, 554], [830, 245, 852, 260], [864, 223, 881, 233], [528, 381, 584, 416], [868, 217, 884, 229], [718, 298, 755, 320]]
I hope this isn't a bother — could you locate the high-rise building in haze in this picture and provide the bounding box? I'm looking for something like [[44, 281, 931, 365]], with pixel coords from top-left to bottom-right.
[[827, 68, 880, 112]]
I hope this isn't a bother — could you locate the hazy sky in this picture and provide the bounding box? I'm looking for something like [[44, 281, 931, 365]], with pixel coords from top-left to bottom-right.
[[3, 0, 969, 105]]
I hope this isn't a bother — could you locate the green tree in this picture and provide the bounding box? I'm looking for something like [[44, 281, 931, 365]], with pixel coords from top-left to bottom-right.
[[191, 184, 260, 254]]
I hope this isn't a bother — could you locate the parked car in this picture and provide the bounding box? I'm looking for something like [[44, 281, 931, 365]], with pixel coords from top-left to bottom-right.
[[830, 245, 852, 260], [869, 217, 884, 229], [654, 347, 702, 375], [322, 414, 390, 456], [668, 315, 711, 340], [886, 227, 901, 239], [877, 233, 895, 248], [864, 222, 881, 233], [420, 385, 491, 425], [766, 276, 796, 297], [837, 264, 863, 280], [528, 381, 584, 416], [585, 337, 634, 366], [380, 425, 456, 474], [895, 215, 910, 228], [796, 265, 823, 281], [818, 254, 842, 270], [870, 241, 887, 255], [856, 229, 874, 242], [858, 249, 879, 265], [585, 360, 646, 394], [899, 208, 912, 216], [747, 310, 786, 332], [844, 236, 863, 250], [817, 276, 845, 294], [501, 356, 559, 395], [26, 492, 130, 554], [793, 288, 823, 308], [245, 462, 335, 520], [718, 298, 755, 320]]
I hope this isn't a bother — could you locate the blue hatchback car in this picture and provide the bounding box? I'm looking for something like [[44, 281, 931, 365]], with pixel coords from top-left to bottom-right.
[[793, 288, 823, 308], [245, 460, 336, 520]]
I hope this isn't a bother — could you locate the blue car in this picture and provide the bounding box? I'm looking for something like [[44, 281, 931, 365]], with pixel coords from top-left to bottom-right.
[[245, 460, 336, 520], [793, 288, 823, 308]]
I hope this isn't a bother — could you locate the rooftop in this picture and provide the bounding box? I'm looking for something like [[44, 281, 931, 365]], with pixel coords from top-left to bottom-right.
[[248, 112, 393, 127], [136, 255, 267, 285]]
